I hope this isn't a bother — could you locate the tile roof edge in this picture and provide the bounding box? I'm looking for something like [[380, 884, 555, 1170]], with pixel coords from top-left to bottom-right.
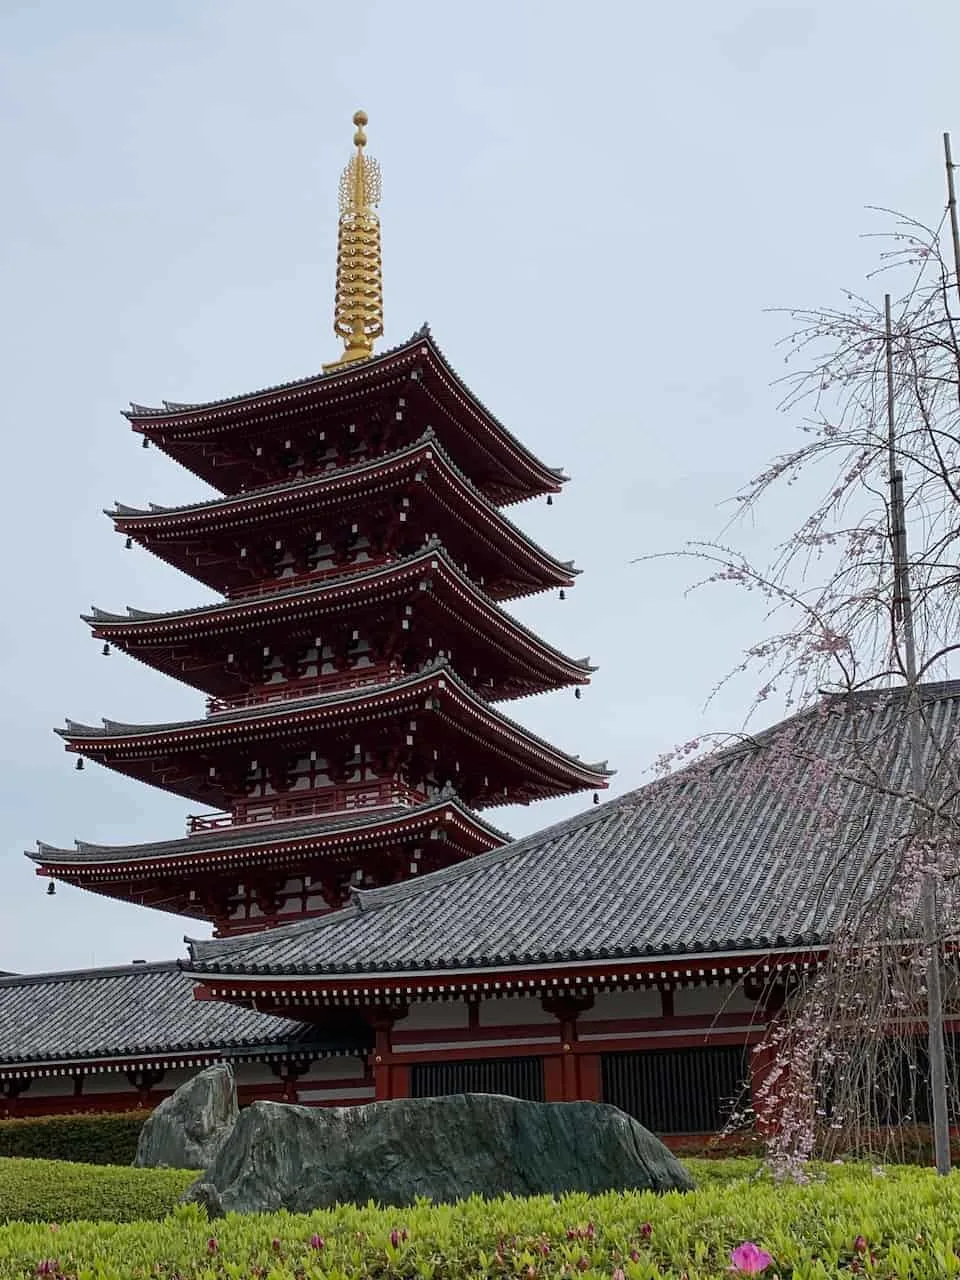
[[29, 797, 511, 864], [186, 798, 630, 965], [0, 960, 182, 987]]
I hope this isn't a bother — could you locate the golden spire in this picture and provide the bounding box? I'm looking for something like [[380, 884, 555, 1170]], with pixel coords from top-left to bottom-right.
[[324, 110, 383, 370]]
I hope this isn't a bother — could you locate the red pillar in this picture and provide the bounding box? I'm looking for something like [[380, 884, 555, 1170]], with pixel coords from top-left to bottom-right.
[[576, 1052, 602, 1102], [541, 994, 595, 1101], [367, 1009, 407, 1101]]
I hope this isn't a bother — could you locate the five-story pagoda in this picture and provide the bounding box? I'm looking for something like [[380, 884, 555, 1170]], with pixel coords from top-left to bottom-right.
[[31, 113, 610, 937]]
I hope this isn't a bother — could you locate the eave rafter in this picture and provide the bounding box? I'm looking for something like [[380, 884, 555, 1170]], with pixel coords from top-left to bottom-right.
[[125, 330, 565, 505], [57, 662, 611, 809], [184, 951, 826, 1011], [108, 434, 576, 601], [84, 544, 593, 702]]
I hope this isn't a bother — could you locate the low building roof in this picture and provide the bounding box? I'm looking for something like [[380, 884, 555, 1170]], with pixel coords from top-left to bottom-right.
[[0, 961, 362, 1075], [185, 682, 960, 981]]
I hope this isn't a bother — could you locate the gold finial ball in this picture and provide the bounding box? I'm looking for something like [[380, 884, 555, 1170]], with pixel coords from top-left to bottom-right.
[[353, 109, 368, 146], [353, 110, 368, 126]]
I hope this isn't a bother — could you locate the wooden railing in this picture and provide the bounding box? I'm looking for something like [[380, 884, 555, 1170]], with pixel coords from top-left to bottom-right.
[[227, 556, 391, 601], [205, 663, 400, 716], [186, 781, 429, 834]]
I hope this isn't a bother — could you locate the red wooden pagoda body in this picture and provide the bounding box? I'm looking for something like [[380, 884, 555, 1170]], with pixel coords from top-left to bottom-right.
[[32, 326, 609, 934]]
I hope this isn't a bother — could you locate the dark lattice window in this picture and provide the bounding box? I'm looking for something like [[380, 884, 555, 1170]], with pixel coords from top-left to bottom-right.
[[601, 1046, 747, 1134], [411, 1055, 544, 1101]]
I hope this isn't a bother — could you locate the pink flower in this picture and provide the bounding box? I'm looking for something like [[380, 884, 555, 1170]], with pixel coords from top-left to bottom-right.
[[854, 1235, 868, 1253], [310, 1233, 325, 1250], [629, 1249, 641, 1262], [390, 1228, 402, 1248], [640, 1222, 653, 1239], [207, 1237, 219, 1255], [730, 1242, 773, 1274], [612, 1270, 627, 1280], [34, 1264, 57, 1278], [576, 1258, 590, 1273]]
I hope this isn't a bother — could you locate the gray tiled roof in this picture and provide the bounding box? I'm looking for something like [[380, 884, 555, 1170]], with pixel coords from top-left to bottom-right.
[[186, 682, 960, 977], [57, 659, 612, 782], [0, 962, 353, 1068], [124, 326, 567, 486], [29, 798, 509, 867]]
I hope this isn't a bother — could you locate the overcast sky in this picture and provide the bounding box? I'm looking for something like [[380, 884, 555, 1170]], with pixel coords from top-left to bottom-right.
[[1, 0, 957, 974]]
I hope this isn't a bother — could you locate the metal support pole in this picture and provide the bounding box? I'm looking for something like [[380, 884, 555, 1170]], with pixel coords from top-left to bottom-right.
[[885, 293, 951, 1174]]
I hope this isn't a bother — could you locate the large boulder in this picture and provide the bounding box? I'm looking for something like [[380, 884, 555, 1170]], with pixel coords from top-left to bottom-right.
[[185, 1092, 693, 1214], [135, 1063, 238, 1170]]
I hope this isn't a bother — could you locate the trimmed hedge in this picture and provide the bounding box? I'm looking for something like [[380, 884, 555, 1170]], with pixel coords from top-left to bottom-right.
[[0, 1156, 742, 1225], [0, 1158, 195, 1223], [0, 1113, 146, 1166], [0, 1162, 959, 1277]]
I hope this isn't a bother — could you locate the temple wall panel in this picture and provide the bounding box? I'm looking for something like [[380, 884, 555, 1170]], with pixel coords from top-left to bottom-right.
[[478, 995, 555, 1027], [79, 1073, 139, 1094], [16, 1076, 79, 1098], [673, 984, 754, 1017], [298, 1057, 367, 1082], [234, 1061, 282, 1087], [400, 1001, 470, 1031], [580, 989, 662, 1021]]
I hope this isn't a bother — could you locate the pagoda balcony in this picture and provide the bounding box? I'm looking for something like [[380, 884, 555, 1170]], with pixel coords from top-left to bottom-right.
[[205, 662, 402, 716], [226, 556, 391, 602], [186, 779, 430, 834]]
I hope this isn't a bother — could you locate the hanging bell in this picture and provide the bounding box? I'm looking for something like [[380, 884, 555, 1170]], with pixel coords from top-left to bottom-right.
[[46, 881, 56, 896], [575, 687, 582, 700], [592, 792, 599, 805], [125, 537, 133, 549], [75, 758, 84, 771], [102, 643, 111, 656], [141, 437, 149, 449], [559, 590, 566, 601], [546, 495, 553, 506]]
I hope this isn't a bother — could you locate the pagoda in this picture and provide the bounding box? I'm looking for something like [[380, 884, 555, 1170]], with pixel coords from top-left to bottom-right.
[[32, 112, 610, 938]]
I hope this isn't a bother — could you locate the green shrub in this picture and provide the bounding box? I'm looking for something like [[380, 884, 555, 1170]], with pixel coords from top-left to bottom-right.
[[0, 1158, 194, 1223], [0, 1157, 746, 1226], [0, 1113, 146, 1166], [0, 1160, 959, 1276]]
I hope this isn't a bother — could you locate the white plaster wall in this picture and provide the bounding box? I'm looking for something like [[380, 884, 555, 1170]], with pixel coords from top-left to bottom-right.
[[76, 1073, 137, 1095], [580, 989, 662, 1021], [298, 1057, 367, 1082], [18, 1076, 76, 1098], [673, 984, 755, 1017], [478, 996, 555, 1027], [235, 1062, 281, 1087], [299, 1085, 375, 1103], [400, 1001, 469, 1031]]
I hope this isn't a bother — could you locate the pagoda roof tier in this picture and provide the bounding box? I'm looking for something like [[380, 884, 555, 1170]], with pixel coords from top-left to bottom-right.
[[125, 329, 565, 505], [29, 799, 507, 923], [84, 543, 594, 703], [57, 660, 613, 809], [109, 434, 576, 601]]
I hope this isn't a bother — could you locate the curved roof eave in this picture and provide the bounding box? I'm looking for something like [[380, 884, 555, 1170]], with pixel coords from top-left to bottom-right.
[[124, 328, 567, 490]]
